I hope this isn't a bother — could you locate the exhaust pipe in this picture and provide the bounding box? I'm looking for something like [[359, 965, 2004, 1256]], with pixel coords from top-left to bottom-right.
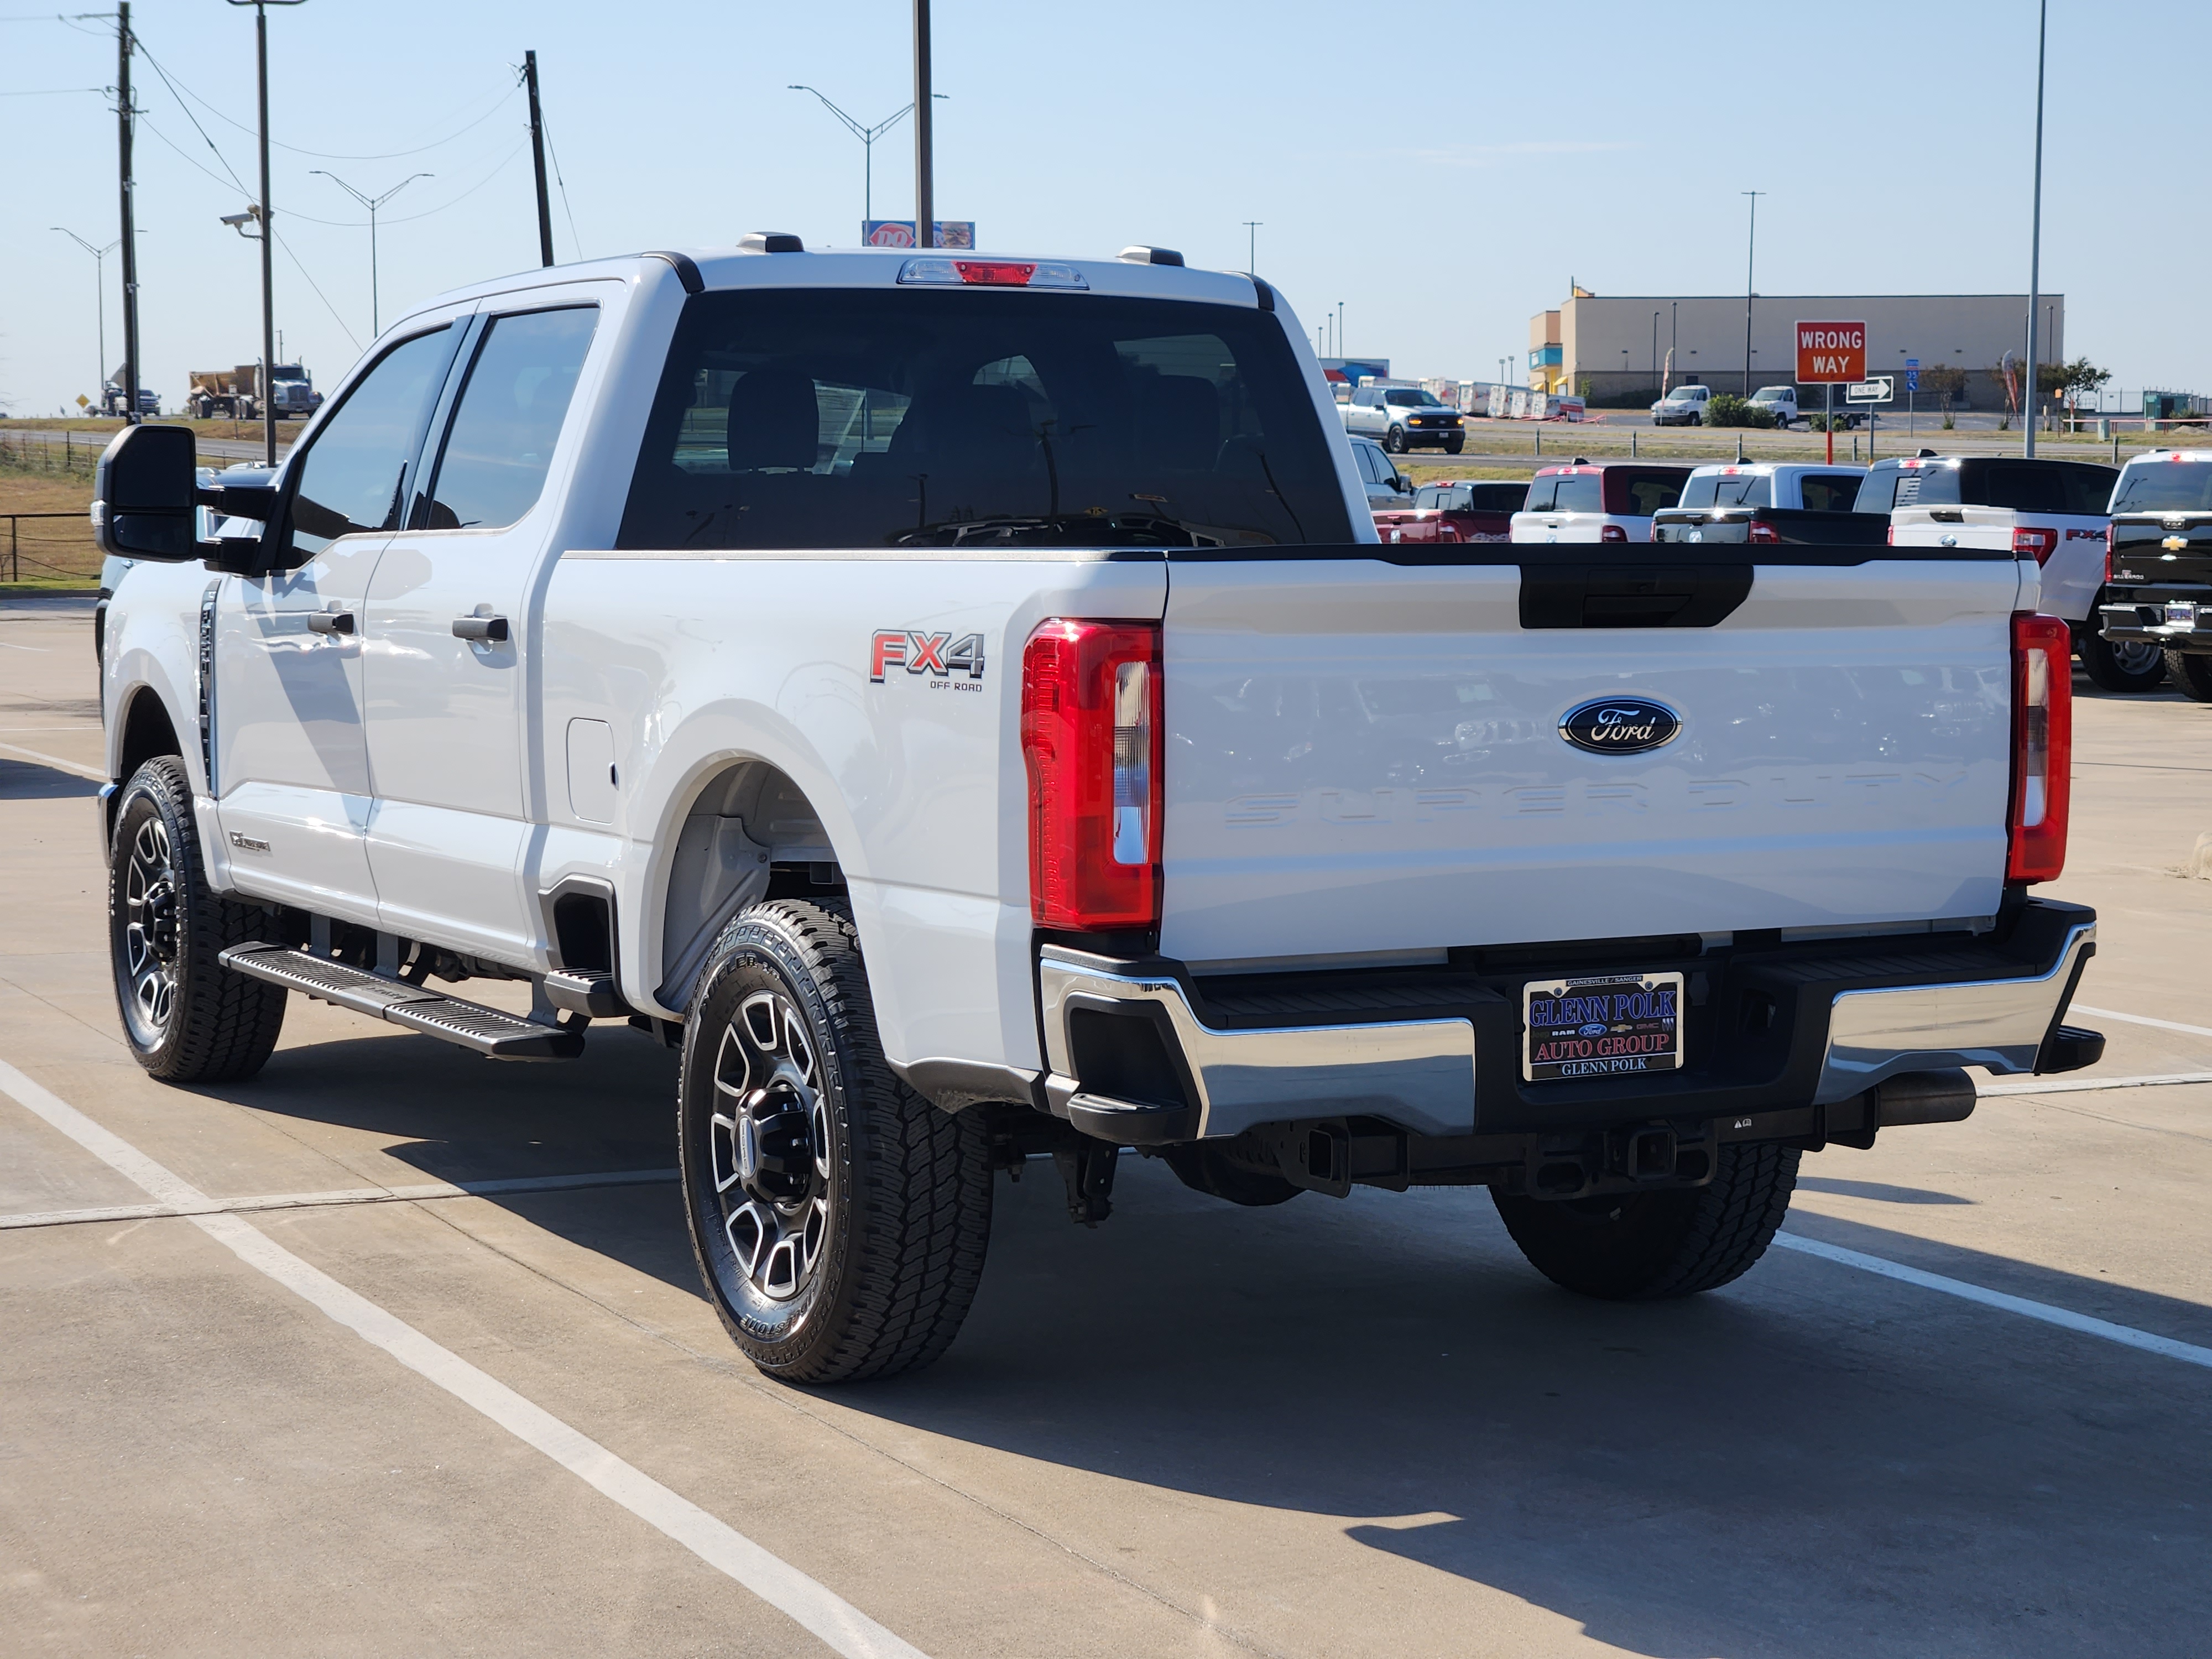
[[1872, 1068, 1977, 1127]]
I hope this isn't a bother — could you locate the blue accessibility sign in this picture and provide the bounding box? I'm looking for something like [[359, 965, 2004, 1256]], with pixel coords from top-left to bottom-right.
[[1905, 356, 1919, 392]]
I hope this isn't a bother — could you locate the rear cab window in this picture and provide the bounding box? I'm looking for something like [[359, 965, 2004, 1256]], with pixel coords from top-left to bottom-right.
[[2112, 459, 2212, 514], [1604, 468, 1689, 517], [1799, 473, 1863, 513], [618, 288, 1352, 549]]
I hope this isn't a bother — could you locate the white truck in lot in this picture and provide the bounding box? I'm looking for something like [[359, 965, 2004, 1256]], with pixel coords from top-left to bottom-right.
[[93, 240, 2103, 1385]]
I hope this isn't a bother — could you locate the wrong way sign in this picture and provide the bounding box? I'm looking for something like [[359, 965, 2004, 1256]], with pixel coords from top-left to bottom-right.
[[1796, 320, 1867, 384]]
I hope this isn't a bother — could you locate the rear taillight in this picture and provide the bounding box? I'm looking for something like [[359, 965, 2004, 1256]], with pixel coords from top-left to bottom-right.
[[2012, 525, 2059, 563], [2104, 521, 2115, 583], [1600, 523, 1627, 542], [1021, 618, 1162, 929], [2007, 612, 2072, 884], [1886, 524, 1895, 545], [1748, 521, 1780, 545]]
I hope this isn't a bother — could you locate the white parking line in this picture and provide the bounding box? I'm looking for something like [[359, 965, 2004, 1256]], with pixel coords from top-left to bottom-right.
[[0, 740, 103, 780], [1981, 1071, 2212, 1097], [2073, 1004, 2212, 1042], [0, 1166, 680, 1231], [0, 1058, 928, 1659], [1774, 1233, 2212, 1371]]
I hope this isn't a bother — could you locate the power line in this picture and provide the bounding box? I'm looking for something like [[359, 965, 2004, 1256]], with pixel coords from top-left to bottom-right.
[[272, 226, 360, 352], [158, 62, 518, 162], [535, 97, 581, 260]]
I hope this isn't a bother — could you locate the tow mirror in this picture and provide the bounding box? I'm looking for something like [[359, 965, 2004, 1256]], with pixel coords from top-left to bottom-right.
[[92, 424, 196, 561]]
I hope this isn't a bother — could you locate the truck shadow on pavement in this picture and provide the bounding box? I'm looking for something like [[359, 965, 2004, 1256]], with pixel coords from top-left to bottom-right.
[[0, 756, 101, 800], [202, 1032, 2212, 1659]]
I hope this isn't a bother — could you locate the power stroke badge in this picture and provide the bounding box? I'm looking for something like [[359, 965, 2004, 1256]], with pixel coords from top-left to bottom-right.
[[869, 630, 986, 690], [1558, 696, 1681, 756]]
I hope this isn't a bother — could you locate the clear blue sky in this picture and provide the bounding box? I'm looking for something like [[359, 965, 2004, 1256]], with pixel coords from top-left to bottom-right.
[[3, 0, 2203, 414]]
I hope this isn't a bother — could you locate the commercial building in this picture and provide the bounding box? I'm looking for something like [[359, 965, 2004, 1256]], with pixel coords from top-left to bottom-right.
[[1528, 291, 2066, 413]]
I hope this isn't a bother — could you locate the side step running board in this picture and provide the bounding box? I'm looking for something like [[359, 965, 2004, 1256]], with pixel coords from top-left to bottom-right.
[[220, 943, 586, 1061]]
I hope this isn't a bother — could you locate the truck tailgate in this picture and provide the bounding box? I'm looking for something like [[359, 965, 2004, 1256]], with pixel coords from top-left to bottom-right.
[[1159, 552, 2026, 965]]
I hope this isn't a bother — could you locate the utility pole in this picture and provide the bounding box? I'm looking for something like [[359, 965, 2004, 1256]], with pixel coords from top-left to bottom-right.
[[1741, 190, 1764, 398], [312, 171, 430, 336], [115, 3, 140, 422], [53, 229, 118, 411], [2023, 0, 2046, 458], [525, 51, 554, 268], [228, 1, 303, 467], [1651, 310, 1659, 388], [1243, 221, 1261, 275], [912, 0, 933, 249]]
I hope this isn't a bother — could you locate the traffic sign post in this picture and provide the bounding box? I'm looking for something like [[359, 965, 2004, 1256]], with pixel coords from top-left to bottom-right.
[[1797, 320, 1867, 463], [1845, 377, 1895, 402], [1905, 356, 1920, 440]]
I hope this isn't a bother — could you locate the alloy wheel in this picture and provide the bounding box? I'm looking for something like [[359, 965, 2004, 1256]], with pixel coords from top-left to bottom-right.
[[122, 816, 179, 1039], [707, 988, 833, 1303]]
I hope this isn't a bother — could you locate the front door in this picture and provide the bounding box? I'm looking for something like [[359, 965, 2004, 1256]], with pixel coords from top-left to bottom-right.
[[214, 322, 461, 922], [363, 299, 603, 963]]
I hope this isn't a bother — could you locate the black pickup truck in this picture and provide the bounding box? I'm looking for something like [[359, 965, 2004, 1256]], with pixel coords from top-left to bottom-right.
[[2098, 452, 2212, 702]]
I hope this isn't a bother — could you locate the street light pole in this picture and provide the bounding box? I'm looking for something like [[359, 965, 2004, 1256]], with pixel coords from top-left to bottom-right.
[[53, 229, 119, 411], [912, 0, 933, 248], [2023, 0, 2047, 458], [1243, 220, 1261, 276], [312, 171, 430, 337], [1651, 310, 1659, 389], [1741, 190, 1764, 399], [228, 0, 304, 467], [789, 86, 942, 228]]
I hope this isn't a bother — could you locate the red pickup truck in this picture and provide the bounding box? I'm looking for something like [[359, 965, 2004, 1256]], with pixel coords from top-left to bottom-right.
[[1373, 479, 1528, 545]]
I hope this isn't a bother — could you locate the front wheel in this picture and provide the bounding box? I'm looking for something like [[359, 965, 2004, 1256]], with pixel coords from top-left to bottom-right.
[[108, 756, 286, 1082], [2167, 650, 2212, 703], [1491, 1142, 1799, 1300], [2078, 630, 2167, 693], [1444, 435, 1465, 455], [677, 899, 992, 1384], [1384, 425, 1408, 454]]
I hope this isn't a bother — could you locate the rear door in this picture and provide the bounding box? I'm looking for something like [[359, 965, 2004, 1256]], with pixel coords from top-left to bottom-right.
[[1159, 547, 2022, 964], [362, 293, 606, 961]]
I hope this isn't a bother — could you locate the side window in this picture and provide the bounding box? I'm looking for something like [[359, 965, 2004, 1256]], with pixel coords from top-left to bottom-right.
[[1801, 474, 1859, 513], [1414, 486, 1441, 510], [285, 326, 451, 558], [1854, 467, 1900, 514], [1524, 476, 1557, 512], [422, 306, 598, 531]]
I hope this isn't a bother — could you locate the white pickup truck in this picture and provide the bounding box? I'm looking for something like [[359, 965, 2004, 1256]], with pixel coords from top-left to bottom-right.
[[93, 239, 2103, 1385]]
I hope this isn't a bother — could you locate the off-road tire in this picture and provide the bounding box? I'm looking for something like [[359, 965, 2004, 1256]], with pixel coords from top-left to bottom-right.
[[1384, 425, 1408, 454], [1491, 1142, 1799, 1300], [677, 899, 992, 1384], [108, 755, 286, 1083], [2165, 649, 2212, 703], [2078, 630, 2166, 693]]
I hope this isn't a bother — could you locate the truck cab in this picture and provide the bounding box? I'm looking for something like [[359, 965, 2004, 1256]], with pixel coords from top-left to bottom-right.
[[1510, 461, 1692, 542]]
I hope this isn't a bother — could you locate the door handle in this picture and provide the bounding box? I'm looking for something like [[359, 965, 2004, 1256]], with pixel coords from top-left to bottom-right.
[[452, 615, 510, 643], [307, 610, 355, 636]]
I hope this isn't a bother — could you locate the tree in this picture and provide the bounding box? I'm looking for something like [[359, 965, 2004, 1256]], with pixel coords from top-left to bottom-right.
[[1921, 363, 1968, 424], [2039, 356, 2111, 422]]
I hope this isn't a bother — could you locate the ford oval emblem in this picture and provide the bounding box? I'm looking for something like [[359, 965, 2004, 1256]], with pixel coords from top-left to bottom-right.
[[1559, 696, 1681, 756]]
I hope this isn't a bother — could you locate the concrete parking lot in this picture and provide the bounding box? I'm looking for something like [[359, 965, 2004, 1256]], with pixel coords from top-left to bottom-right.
[[2, 593, 2209, 1658]]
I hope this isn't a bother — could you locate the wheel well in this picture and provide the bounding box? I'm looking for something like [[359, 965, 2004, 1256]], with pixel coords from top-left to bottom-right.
[[656, 760, 839, 1009], [116, 688, 181, 785]]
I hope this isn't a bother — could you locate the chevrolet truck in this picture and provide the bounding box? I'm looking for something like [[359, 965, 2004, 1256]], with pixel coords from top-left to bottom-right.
[[92, 239, 2103, 1385]]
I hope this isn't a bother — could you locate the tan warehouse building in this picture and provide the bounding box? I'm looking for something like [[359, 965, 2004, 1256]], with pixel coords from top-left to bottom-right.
[[1530, 291, 2065, 413]]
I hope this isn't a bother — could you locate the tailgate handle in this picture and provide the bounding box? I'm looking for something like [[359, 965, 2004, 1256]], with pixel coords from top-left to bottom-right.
[[1518, 564, 1752, 630]]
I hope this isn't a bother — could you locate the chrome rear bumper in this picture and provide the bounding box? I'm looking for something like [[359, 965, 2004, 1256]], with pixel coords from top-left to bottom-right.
[[1039, 909, 2097, 1144]]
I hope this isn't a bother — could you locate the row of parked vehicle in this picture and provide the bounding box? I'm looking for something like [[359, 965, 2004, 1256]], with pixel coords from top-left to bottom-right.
[[1650, 383, 1866, 430], [1354, 434, 2212, 699]]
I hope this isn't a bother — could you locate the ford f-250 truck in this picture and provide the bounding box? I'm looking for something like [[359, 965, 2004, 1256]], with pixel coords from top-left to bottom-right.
[[92, 239, 2103, 1384]]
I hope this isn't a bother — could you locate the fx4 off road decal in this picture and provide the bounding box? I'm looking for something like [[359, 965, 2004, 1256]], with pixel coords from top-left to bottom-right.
[[870, 630, 986, 688]]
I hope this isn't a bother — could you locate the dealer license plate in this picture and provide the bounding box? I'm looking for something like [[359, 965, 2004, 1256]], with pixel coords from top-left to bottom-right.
[[1522, 972, 1684, 1082], [2167, 602, 2199, 628]]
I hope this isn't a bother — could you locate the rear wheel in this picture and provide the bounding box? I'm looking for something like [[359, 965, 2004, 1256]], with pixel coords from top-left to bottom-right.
[[2078, 630, 2167, 692], [2167, 650, 2212, 703], [1491, 1142, 1799, 1300], [677, 899, 992, 1383], [108, 756, 286, 1082]]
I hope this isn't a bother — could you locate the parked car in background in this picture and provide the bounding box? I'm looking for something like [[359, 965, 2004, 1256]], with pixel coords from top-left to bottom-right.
[[1510, 461, 1693, 543], [1374, 478, 1527, 544], [1650, 462, 1877, 545], [1341, 383, 1467, 453], [1873, 454, 2145, 689], [1651, 384, 1710, 426], [1349, 435, 1413, 511], [2096, 449, 2212, 702]]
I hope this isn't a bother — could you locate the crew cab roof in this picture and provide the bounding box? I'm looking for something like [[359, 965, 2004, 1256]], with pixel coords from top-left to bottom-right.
[[395, 245, 1275, 326]]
